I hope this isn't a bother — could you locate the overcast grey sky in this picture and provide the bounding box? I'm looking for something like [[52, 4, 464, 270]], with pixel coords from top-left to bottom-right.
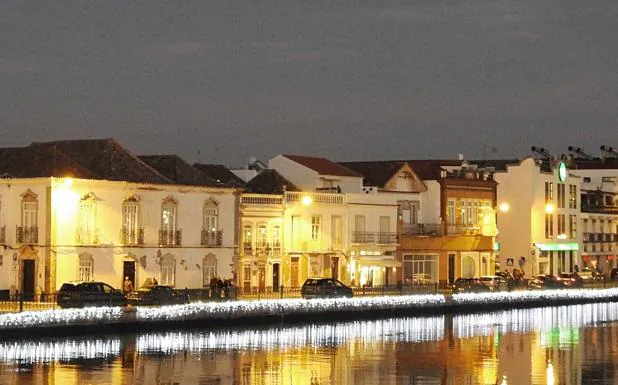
[[1, 1, 617, 166]]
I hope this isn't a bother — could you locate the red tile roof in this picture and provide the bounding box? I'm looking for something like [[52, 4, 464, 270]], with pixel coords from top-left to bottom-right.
[[283, 154, 362, 177], [139, 155, 220, 186]]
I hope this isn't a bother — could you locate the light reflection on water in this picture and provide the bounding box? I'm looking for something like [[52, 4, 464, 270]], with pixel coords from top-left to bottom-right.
[[1, 302, 618, 384]]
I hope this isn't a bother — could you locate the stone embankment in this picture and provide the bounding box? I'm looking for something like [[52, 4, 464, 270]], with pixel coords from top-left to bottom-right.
[[1, 288, 618, 337]]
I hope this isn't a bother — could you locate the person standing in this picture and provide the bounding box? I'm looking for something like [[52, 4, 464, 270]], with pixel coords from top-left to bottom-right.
[[123, 276, 134, 294]]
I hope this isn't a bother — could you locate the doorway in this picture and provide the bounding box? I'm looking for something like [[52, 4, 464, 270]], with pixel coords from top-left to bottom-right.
[[331, 257, 339, 280], [21, 259, 35, 300], [258, 264, 266, 292], [290, 257, 299, 288], [123, 261, 136, 289], [448, 254, 455, 284], [272, 263, 280, 292]]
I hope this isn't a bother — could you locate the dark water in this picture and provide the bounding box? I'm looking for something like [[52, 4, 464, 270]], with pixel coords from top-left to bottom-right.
[[2, 303, 618, 384]]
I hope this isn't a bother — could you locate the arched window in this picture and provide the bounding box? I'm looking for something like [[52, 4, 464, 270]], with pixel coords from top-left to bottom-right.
[[78, 253, 94, 282], [160, 253, 176, 286], [202, 254, 217, 286], [78, 193, 98, 244], [462, 256, 476, 278], [122, 195, 141, 245], [242, 223, 253, 253], [160, 197, 179, 246]]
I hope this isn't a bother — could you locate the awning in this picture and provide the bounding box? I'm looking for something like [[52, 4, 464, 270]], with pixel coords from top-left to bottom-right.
[[534, 242, 579, 251]]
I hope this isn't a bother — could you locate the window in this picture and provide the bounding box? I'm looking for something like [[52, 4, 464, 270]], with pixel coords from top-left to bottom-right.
[[583, 177, 591, 183], [398, 201, 419, 224], [311, 216, 321, 241], [160, 254, 175, 286], [257, 223, 268, 248], [77, 194, 98, 244], [122, 197, 140, 244], [331, 216, 342, 250], [203, 201, 218, 231], [545, 214, 554, 238], [202, 254, 217, 286], [569, 215, 577, 239], [557, 183, 565, 208], [242, 224, 252, 252], [20, 189, 38, 244], [78, 253, 93, 282], [272, 224, 281, 252], [462, 256, 475, 278], [447, 200, 456, 225], [569, 185, 577, 209], [160, 197, 178, 246], [545, 182, 553, 203], [557, 214, 566, 236], [403, 254, 438, 282]]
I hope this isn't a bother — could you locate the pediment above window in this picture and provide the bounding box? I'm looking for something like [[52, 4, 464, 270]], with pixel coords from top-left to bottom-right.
[[81, 192, 102, 201], [162, 195, 178, 205], [124, 194, 140, 202], [204, 198, 219, 207], [20, 189, 38, 201]]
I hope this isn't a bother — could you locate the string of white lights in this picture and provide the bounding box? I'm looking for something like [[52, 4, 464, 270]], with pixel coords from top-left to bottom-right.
[[0, 289, 616, 330]]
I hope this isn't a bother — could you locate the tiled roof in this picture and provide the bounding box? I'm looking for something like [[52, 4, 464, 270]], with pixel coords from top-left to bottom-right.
[[0, 146, 100, 179], [339, 161, 406, 187], [282, 154, 362, 177], [139, 155, 220, 186], [246, 169, 299, 194], [193, 164, 247, 188], [29, 139, 171, 184]]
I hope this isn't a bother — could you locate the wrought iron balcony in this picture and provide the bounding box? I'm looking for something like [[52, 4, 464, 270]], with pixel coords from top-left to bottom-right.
[[447, 225, 480, 236], [75, 229, 100, 245], [242, 242, 253, 254], [201, 230, 223, 247], [159, 229, 182, 246], [120, 227, 144, 246], [16, 226, 38, 244], [351, 231, 398, 244], [402, 223, 443, 236], [583, 232, 617, 243]]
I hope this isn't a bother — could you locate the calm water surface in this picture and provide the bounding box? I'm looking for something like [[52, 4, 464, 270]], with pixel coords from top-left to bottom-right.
[[2, 302, 618, 384]]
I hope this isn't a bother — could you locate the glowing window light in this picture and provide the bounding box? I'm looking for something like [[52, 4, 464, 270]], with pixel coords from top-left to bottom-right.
[[302, 196, 313, 206]]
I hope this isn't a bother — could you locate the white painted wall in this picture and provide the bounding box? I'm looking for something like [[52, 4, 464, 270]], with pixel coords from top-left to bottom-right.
[[269, 155, 318, 191]]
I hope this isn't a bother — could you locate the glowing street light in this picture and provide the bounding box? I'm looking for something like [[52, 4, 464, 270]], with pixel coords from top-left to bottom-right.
[[63, 177, 73, 187], [498, 202, 510, 213], [302, 195, 313, 206], [544, 203, 555, 214]]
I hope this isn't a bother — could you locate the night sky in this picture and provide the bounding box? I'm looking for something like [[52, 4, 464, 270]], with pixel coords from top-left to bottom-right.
[[1, 1, 617, 166]]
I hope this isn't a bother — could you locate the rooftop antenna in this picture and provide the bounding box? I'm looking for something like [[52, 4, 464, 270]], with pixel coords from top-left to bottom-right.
[[567, 146, 593, 160], [600, 145, 618, 158]]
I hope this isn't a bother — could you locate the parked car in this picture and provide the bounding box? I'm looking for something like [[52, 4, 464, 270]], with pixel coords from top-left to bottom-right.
[[126, 285, 189, 306], [558, 273, 583, 288], [57, 281, 126, 308], [301, 278, 353, 299], [479, 275, 508, 292], [528, 275, 568, 290], [452, 278, 491, 293]]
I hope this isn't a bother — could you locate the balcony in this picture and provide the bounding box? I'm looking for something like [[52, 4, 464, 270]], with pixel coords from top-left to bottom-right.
[[241, 194, 284, 205], [75, 229, 100, 245], [16, 226, 38, 244], [583, 232, 617, 243], [447, 225, 480, 236], [120, 227, 144, 246], [352, 231, 398, 244], [201, 230, 223, 247], [402, 223, 443, 236], [159, 229, 182, 246], [285, 191, 345, 205], [242, 242, 253, 255]]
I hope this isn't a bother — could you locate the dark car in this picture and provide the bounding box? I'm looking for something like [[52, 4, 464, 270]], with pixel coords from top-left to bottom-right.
[[301, 278, 353, 299], [528, 275, 568, 290], [558, 273, 583, 288], [126, 285, 189, 306], [57, 281, 126, 308], [452, 278, 491, 293]]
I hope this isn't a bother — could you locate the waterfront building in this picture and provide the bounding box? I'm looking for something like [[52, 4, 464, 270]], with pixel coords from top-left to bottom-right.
[[567, 150, 618, 273], [342, 159, 498, 285], [0, 140, 240, 295], [479, 156, 581, 277]]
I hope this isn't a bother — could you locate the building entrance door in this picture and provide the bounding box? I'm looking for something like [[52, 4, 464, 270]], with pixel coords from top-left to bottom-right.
[[21, 259, 35, 300], [123, 261, 136, 289], [448, 254, 455, 284]]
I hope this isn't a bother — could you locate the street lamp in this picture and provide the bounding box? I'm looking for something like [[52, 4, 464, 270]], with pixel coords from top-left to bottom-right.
[[544, 203, 555, 214], [498, 202, 510, 213], [302, 195, 313, 206]]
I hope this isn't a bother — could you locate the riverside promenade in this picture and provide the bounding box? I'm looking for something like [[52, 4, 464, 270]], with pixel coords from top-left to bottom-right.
[[1, 288, 618, 338]]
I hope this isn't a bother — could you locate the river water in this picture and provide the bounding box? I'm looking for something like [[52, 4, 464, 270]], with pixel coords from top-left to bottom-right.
[[1, 302, 618, 384]]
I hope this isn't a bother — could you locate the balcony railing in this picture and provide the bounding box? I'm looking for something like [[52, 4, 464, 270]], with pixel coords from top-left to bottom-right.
[[242, 242, 253, 254], [402, 223, 443, 236], [285, 191, 345, 205], [241, 194, 284, 205], [351, 231, 398, 244], [0, 226, 5, 243], [159, 229, 182, 246], [583, 232, 617, 243], [201, 230, 223, 247], [16, 226, 38, 244], [447, 225, 480, 236], [120, 227, 144, 246], [75, 229, 99, 245]]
